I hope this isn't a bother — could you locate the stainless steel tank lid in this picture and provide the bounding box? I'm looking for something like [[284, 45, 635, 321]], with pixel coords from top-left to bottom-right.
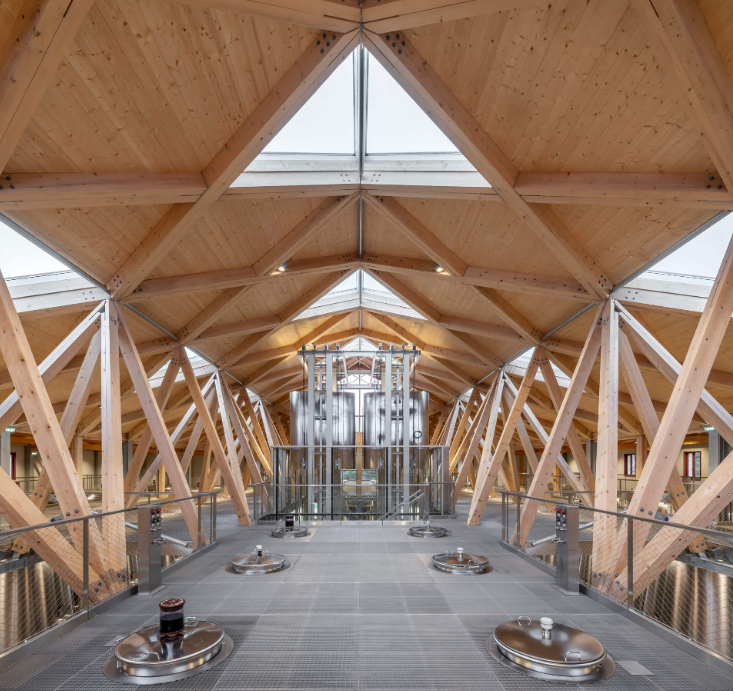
[[432, 547, 490, 573], [271, 525, 309, 538], [230, 549, 287, 574], [113, 619, 224, 677], [408, 524, 449, 538], [494, 616, 606, 669]]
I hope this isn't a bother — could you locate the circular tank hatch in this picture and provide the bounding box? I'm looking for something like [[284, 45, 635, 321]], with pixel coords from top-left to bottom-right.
[[488, 616, 615, 683], [408, 520, 450, 538], [431, 547, 491, 574], [271, 525, 310, 538], [272, 515, 309, 538], [104, 606, 233, 685], [230, 546, 288, 574]]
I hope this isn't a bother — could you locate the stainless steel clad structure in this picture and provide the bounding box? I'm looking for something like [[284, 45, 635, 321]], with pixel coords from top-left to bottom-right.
[[289, 391, 356, 450], [289, 391, 356, 484], [264, 345, 451, 520], [363, 391, 429, 484]]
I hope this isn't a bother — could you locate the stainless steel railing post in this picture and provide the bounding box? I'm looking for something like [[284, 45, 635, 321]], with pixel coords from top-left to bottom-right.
[[555, 503, 579, 594], [197, 494, 202, 549], [212, 493, 217, 543], [502, 493, 507, 542], [515, 495, 521, 547], [82, 518, 89, 612], [627, 515, 634, 609], [137, 506, 163, 594]]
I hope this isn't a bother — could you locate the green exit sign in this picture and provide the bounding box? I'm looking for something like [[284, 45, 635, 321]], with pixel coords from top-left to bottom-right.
[[704, 425, 715, 432], [4, 427, 15, 433]]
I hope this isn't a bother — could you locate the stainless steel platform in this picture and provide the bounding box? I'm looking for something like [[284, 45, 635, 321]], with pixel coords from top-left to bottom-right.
[[1, 495, 730, 691]]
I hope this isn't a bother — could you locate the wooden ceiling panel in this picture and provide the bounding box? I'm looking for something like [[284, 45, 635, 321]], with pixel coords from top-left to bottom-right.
[[6, 204, 171, 285], [6, 0, 319, 174], [554, 204, 718, 285], [123, 287, 224, 335], [186, 273, 350, 363], [362, 201, 434, 260], [148, 196, 331, 280], [360, 310, 458, 353], [386, 196, 580, 279], [699, 1, 733, 91], [404, 2, 714, 175], [287, 201, 359, 261]]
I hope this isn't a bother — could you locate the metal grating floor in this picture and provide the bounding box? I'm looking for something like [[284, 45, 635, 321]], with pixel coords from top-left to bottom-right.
[[1, 496, 731, 690]]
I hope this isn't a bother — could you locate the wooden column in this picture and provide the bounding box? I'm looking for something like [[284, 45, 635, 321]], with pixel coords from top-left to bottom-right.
[[124, 357, 180, 493], [100, 302, 127, 576], [240, 388, 272, 466], [449, 388, 479, 460], [592, 301, 619, 586], [180, 356, 250, 525], [517, 305, 604, 545], [469, 358, 539, 525], [0, 274, 113, 587], [430, 405, 451, 445], [538, 350, 595, 492], [72, 435, 84, 479], [609, 234, 733, 582], [114, 307, 202, 542], [452, 380, 495, 505], [465, 376, 505, 519]]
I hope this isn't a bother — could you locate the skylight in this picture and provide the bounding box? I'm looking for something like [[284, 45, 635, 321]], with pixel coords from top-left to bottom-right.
[[343, 336, 377, 351], [295, 269, 423, 320], [0, 218, 68, 278], [262, 51, 355, 155], [642, 212, 733, 281], [366, 52, 458, 155]]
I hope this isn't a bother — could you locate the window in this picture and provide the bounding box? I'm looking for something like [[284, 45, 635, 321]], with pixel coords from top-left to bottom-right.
[[0, 219, 69, 278], [623, 453, 636, 477], [366, 52, 458, 154], [683, 451, 702, 479], [262, 51, 355, 154]]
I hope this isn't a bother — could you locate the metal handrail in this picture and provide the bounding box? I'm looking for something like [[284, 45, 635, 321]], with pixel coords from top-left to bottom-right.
[[0, 491, 219, 539], [501, 490, 733, 545], [378, 486, 426, 521]]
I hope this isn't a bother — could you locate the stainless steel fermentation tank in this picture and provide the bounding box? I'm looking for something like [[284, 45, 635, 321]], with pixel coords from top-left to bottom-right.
[[287, 391, 355, 484], [363, 391, 429, 485]]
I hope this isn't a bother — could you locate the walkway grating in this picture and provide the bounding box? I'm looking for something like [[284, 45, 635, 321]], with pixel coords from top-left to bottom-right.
[[0, 496, 729, 690]]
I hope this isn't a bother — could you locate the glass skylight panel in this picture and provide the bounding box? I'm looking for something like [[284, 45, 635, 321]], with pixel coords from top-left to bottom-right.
[[295, 270, 423, 320], [261, 52, 355, 155], [361, 271, 391, 294], [366, 52, 459, 154], [0, 219, 68, 278], [643, 212, 733, 281]]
